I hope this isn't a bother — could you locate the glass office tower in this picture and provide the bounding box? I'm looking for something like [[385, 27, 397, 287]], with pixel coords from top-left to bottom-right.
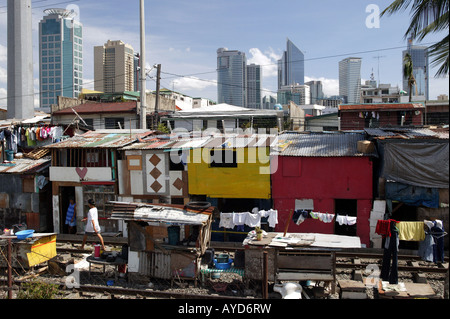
[[402, 38, 429, 100], [278, 39, 305, 89], [217, 48, 247, 107], [247, 63, 262, 109], [39, 8, 83, 110]]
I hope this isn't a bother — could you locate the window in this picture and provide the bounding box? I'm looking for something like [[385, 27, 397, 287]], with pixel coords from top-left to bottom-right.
[[210, 149, 237, 168], [105, 117, 124, 129]]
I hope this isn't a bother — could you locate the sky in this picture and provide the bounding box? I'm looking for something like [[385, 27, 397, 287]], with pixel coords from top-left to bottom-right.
[[0, 0, 448, 108]]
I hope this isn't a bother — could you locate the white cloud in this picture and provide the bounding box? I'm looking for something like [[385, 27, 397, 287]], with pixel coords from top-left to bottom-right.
[[171, 76, 216, 92], [247, 47, 281, 78], [305, 75, 339, 97], [0, 44, 6, 63], [0, 65, 6, 84], [429, 76, 449, 100], [0, 87, 6, 107]]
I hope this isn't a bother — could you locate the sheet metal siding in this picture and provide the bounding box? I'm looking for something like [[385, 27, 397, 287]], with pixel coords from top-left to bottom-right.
[[277, 133, 367, 157], [138, 251, 171, 279]]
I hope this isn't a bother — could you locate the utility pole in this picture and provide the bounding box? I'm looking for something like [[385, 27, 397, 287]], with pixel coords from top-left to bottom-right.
[[154, 64, 161, 129], [139, 0, 147, 129]]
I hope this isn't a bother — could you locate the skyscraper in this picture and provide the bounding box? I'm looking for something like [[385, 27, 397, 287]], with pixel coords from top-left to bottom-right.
[[94, 40, 135, 93], [305, 80, 324, 104], [39, 8, 83, 110], [402, 38, 429, 100], [339, 57, 362, 104], [278, 39, 305, 89], [247, 64, 262, 109], [217, 48, 247, 107], [7, 0, 34, 119]]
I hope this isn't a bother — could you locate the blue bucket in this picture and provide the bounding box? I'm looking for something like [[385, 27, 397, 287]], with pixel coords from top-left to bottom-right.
[[15, 229, 35, 240], [167, 226, 180, 245], [5, 150, 14, 161]]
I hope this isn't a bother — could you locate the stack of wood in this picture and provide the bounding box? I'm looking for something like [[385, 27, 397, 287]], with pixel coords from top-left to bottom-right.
[[24, 148, 50, 160]]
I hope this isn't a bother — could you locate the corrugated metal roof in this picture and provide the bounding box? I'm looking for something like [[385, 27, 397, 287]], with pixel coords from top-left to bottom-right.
[[45, 130, 153, 149], [0, 157, 51, 174], [110, 201, 213, 225], [339, 103, 424, 111], [202, 134, 277, 149], [275, 132, 373, 157], [365, 127, 449, 139], [52, 101, 137, 115]]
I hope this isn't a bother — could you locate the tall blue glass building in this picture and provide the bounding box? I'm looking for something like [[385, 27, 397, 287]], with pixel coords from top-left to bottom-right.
[[217, 48, 247, 107], [278, 39, 304, 89], [39, 8, 83, 110], [402, 38, 429, 100]]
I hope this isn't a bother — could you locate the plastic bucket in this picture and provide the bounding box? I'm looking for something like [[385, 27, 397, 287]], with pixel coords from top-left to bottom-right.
[[94, 244, 101, 258], [5, 150, 14, 161], [167, 226, 180, 245], [216, 253, 229, 264]]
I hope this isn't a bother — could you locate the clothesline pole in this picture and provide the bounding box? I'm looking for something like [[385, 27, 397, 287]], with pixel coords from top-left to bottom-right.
[[284, 209, 293, 237]]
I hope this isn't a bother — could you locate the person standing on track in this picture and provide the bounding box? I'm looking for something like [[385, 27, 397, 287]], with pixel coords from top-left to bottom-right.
[[80, 199, 106, 252]]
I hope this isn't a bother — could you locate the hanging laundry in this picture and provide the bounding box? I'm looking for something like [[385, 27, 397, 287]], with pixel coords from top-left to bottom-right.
[[245, 212, 261, 228], [336, 214, 357, 226], [310, 212, 320, 219], [219, 213, 235, 229], [376, 219, 399, 237], [397, 222, 426, 241], [430, 220, 446, 263], [267, 209, 278, 228], [318, 213, 335, 223], [232, 212, 247, 226]]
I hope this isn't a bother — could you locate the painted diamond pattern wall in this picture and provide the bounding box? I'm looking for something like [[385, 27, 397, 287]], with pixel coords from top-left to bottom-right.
[[146, 153, 166, 194]]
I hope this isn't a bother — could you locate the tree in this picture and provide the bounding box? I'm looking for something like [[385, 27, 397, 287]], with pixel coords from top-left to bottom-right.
[[381, 0, 449, 77], [403, 53, 418, 101]]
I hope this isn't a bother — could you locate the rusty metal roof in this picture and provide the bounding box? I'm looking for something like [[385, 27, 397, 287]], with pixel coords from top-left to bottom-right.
[[109, 201, 213, 225], [0, 157, 51, 174], [45, 130, 154, 149], [339, 103, 425, 111], [274, 132, 375, 157], [120, 133, 278, 151], [365, 127, 449, 139]]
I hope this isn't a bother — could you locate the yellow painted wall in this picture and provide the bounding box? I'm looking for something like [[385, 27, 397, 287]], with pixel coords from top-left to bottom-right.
[[188, 147, 271, 199], [27, 235, 57, 267]]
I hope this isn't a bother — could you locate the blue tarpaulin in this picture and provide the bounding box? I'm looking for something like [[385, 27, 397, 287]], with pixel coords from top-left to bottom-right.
[[385, 181, 440, 208]]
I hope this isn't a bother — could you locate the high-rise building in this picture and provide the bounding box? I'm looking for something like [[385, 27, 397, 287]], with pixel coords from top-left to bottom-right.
[[339, 57, 362, 104], [402, 38, 429, 100], [7, 0, 34, 119], [305, 80, 324, 104], [217, 48, 247, 107], [278, 39, 304, 89], [262, 95, 277, 110], [39, 8, 83, 110], [247, 64, 262, 109], [94, 40, 135, 93], [277, 84, 310, 106]]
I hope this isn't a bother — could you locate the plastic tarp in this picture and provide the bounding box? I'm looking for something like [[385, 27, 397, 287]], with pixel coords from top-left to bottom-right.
[[385, 181, 440, 208], [383, 142, 449, 189]]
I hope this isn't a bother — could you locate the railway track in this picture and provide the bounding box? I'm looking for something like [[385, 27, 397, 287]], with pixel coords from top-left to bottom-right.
[[335, 252, 449, 275]]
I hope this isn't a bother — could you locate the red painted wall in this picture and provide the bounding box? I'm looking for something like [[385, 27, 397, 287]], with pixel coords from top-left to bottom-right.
[[271, 156, 373, 246], [340, 110, 423, 130]]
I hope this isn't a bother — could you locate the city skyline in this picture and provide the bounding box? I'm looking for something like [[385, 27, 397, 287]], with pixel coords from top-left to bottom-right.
[[0, 0, 448, 109]]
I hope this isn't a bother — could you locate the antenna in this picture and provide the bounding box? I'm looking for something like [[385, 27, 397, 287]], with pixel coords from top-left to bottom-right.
[[373, 55, 385, 87]]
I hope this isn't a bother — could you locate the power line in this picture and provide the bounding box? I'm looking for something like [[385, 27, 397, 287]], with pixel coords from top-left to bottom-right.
[[0, 42, 439, 103]]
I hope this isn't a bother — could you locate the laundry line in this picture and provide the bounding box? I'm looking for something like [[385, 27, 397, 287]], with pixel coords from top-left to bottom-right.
[[219, 209, 278, 229]]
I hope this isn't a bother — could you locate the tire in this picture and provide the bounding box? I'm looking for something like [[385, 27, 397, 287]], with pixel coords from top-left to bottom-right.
[[185, 201, 211, 210]]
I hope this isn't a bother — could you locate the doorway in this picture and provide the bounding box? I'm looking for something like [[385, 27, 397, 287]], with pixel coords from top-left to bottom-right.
[[334, 199, 357, 237], [60, 186, 76, 234]]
